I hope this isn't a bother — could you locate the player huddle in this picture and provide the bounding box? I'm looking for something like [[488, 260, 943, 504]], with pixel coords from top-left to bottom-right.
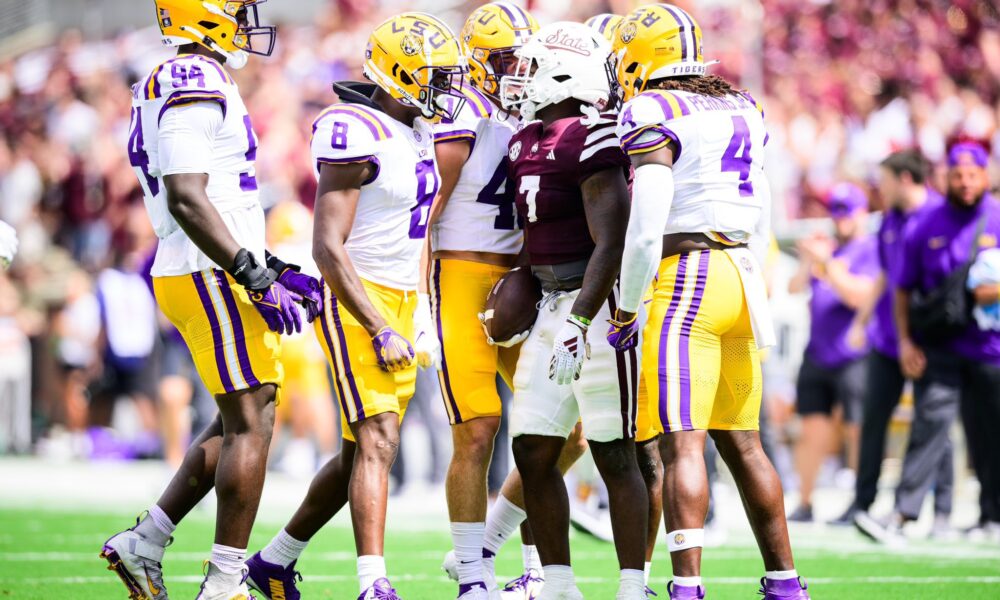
[[100, 2, 808, 600]]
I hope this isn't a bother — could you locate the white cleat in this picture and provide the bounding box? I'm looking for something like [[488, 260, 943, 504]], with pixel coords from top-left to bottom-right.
[[616, 582, 649, 600], [443, 550, 460, 581], [500, 569, 545, 600], [459, 583, 492, 600], [100, 525, 170, 600], [536, 584, 583, 600], [195, 562, 256, 600]]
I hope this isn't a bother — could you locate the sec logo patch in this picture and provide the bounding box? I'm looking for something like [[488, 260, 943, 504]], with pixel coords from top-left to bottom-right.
[[509, 141, 522, 161]]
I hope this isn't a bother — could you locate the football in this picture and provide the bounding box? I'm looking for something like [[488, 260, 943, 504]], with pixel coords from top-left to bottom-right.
[[482, 266, 542, 345]]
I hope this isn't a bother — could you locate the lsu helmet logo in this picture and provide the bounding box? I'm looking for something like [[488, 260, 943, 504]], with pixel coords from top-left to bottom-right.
[[674, 532, 686, 545], [509, 140, 522, 161], [619, 22, 637, 44], [400, 33, 423, 56]]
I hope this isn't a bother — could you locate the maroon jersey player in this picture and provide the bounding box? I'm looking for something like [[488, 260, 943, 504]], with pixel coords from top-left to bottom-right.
[[498, 21, 649, 600]]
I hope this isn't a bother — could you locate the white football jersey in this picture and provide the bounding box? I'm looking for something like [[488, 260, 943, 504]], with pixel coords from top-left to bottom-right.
[[311, 100, 439, 291], [430, 84, 522, 256], [617, 89, 769, 244], [130, 53, 264, 277]]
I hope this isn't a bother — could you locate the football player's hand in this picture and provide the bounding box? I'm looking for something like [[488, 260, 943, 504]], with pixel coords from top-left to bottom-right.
[[413, 293, 441, 369], [549, 316, 591, 385], [230, 248, 303, 335], [846, 318, 867, 352], [0, 220, 18, 269], [372, 326, 415, 373], [266, 254, 324, 323], [478, 311, 531, 348], [607, 309, 639, 352]]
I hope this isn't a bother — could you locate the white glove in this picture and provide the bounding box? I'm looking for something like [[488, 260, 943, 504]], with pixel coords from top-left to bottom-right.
[[413, 293, 442, 369], [549, 316, 590, 385], [477, 310, 532, 348], [0, 221, 17, 270]]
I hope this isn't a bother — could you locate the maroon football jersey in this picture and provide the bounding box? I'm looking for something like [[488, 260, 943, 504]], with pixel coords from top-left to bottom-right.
[[508, 115, 631, 266]]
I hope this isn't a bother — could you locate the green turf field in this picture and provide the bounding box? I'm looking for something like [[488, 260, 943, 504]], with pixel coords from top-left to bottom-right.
[[1, 508, 999, 599]]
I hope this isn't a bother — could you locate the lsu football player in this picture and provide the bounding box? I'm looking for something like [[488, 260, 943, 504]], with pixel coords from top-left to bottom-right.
[[244, 13, 466, 600], [585, 13, 623, 41], [100, 2, 324, 599], [608, 4, 808, 599], [499, 21, 649, 600]]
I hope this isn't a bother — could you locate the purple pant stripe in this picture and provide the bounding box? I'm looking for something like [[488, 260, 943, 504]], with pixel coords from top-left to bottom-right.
[[328, 291, 365, 420], [677, 253, 710, 430], [657, 255, 689, 429], [629, 343, 639, 438], [213, 271, 260, 388], [433, 260, 462, 423], [607, 290, 632, 439], [192, 271, 235, 394], [317, 283, 353, 420]]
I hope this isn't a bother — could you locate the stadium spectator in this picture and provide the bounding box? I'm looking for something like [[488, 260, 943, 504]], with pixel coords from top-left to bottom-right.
[[788, 184, 879, 522], [835, 150, 952, 527], [857, 142, 1000, 543]]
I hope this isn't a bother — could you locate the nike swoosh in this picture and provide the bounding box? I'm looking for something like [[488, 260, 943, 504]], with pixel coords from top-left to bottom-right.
[[144, 566, 160, 596]]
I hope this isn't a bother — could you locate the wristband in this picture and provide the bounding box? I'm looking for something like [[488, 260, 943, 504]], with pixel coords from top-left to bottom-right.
[[265, 250, 301, 275], [568, 314, 591, 330], [229, 248, 275, 291]]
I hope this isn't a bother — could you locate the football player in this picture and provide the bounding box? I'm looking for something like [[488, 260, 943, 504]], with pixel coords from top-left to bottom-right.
[[243, 13, 465, 600], [499, 21, 649, 600], [585, 13, 623, 41], [99, 2, 323, 600], [608, 5, 808, 599]]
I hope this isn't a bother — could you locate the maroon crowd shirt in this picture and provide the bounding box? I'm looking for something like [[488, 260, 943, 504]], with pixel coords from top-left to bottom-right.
[[507, 114, 631, 267]]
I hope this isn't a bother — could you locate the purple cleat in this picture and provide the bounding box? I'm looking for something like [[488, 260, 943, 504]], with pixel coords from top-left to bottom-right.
[[667, 582, 705, 599], [759, 577, 810, 599], [358, 577, 401, 600], [245, 552, 301, 600]]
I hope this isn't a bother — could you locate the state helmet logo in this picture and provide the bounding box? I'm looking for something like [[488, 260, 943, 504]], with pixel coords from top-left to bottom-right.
[[509, 140, 522, 161], [620, 23, 637, 44], [400, 33, 423, 57]]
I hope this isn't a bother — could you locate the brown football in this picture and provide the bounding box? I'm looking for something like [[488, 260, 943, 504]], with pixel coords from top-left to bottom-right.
[[482, 266, 542, 344]]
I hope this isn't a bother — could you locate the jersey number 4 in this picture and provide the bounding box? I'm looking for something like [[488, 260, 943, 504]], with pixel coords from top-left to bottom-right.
[[476, 158, 519, 230], [721, 116, 754, 197], [127, 107, 159, 197]]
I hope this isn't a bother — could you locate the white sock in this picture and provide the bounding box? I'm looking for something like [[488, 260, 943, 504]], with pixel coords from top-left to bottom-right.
[[644, 562, 652, 586], [134, 506, 174, 547], [451, 522, 486, 584], [260, 528, 308, 568], [522, 544, 542, 572], [673, 575, 702, 588], [619, 568, 644, 591], [765, 569, 798, 580], [210, 544, 247, 575], [543, 565, 574, 590], [358, 555, 386, 592], [484, 495, 527, 556]]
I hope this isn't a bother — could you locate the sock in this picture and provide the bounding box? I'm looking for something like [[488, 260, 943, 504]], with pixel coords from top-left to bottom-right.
[[765, 569, 798, 581], [483, 495, 527, 556], [210, 544, 247, 575], [522, 544, 542, 572], [260, 528, 309, 568], [543, 565, 574, 590], [673, 576, 702, 588], [619, 568, 644, 590], [358, 555, 386, 592], [644, 562, 652, 586], [451, 522, 486, 584], [135, 506, 175, 547]]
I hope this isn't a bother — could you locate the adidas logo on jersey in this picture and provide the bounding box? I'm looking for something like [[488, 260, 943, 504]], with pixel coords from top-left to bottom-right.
[[547, 150, 556, 160]]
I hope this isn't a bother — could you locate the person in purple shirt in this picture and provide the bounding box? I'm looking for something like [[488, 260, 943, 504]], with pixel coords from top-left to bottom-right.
[[830, 151, 953, 531], [787, 183, 880, 522], [856, 142, 1000, 544]]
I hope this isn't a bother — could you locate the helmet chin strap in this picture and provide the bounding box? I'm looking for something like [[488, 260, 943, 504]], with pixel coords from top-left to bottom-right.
[[365, 62, 436, 119], [177, 25, 248, 69]]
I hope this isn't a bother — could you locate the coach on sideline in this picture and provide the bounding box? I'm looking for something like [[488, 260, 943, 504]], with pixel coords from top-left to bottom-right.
[[857, 142, 1000, 543]]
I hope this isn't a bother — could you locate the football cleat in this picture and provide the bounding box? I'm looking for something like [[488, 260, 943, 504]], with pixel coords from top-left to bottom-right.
[[853, 510, 905, 547], [499, 569, 544, 600], [442, 550, 460, 581], [458, 582, 491, 599], [758, 577, 810, 599], [245, 552, 302, 600], [646, 586, 658, 597], [100, 521, 171, 600], [359, 577, 402, 600], [195, 562, 257, 600], [666, 582, 705, 600]]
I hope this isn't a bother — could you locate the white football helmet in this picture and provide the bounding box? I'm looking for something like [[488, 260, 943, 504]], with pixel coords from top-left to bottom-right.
[[499, 21, 616, 120]]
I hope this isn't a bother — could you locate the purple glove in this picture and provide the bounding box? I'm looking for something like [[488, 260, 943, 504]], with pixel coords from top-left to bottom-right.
[[267, 252, 323, 323], [607, 311, 639, 352], [371, 326, 415, 373], [230, 248, 303, 335], [247, 282, 303, 335]]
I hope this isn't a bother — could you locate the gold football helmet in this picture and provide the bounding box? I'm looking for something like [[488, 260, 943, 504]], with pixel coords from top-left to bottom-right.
[[364, 12, 468, 120], [613, 3, 708, 101], [585, 13, 623, 43], [153, 0, 275, 69], [460, 2, 539, 101]]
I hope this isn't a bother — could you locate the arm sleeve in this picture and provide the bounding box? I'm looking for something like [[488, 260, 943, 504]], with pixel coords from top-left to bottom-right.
[[619, 163, 674, 313], [158, 102, 223, 175]]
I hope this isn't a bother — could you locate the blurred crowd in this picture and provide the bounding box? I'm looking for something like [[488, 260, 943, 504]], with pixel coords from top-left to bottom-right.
[[1, 0, 999, 512]]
